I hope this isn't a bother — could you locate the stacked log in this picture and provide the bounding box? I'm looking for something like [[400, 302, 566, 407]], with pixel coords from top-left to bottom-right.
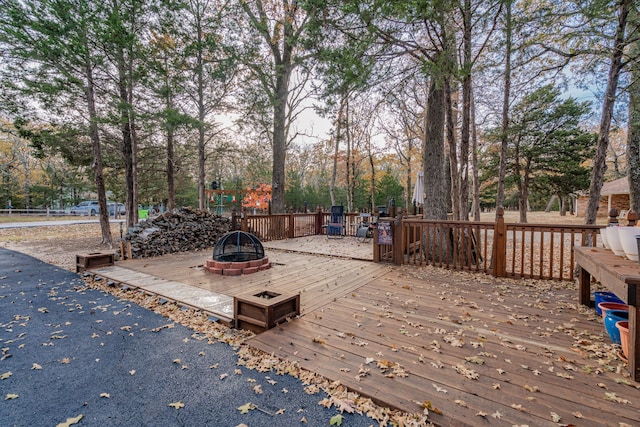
[[117, 207, 231, 259]]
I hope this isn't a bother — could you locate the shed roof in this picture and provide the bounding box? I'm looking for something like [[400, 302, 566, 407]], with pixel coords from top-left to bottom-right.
[[600, 176, 629, 196]]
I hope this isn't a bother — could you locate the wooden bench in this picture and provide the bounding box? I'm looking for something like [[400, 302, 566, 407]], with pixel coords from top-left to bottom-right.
[[574, 246, 640, 380]]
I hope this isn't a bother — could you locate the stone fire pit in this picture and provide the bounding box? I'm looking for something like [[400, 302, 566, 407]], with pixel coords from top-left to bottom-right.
[[205, 231, 271, 276]]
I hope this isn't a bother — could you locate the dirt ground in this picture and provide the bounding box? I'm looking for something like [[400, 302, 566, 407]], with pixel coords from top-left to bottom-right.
[[0, 211, 596, 272], [0, 223, 121, 271]]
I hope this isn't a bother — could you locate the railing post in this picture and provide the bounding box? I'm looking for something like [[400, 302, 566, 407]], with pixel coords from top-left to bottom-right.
[[288, 210, 295, 238], [492, 207, 506, 277], [627, 210, 637, 226], [315, 207, 323, 236], [231, 208, 238, 230], [373, 225, 380, 262], [241, 208, 248, 232], [393, 215, 404, 265]]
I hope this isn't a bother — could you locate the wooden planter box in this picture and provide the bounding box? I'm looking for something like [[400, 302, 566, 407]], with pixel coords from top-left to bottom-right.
[[234, 291, 300, 334], [76, 252, 115, 273]]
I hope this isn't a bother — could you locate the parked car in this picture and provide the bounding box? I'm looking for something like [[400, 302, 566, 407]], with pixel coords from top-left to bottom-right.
[[108, 203, 126, 216], [70, 201, 100, 216]]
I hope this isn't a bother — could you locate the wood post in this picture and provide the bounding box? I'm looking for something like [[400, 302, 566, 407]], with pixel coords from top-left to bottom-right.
[[609, 208, 619, 225], [392, 215, 404, 265], [315, 207, 323, 236], [241, 208, 248, 232], [492, 207, 506, 277], [288, 211, 295, 239]]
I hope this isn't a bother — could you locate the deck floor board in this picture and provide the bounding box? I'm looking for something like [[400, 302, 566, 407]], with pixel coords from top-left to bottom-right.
[[88, 244, 640, 426]]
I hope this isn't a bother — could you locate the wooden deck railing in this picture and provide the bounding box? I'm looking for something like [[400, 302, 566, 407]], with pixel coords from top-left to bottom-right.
[[373, 208, 604, 281], [231, 208, 610, 281], [231, 209, 364, 241]]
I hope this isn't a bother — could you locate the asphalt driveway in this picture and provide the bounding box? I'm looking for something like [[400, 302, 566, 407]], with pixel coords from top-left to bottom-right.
[[0, 248, 375, 426]]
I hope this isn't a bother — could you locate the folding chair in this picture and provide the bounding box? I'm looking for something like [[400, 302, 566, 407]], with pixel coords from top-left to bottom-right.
[[327, 205, 345, 238], [355, 213, 373, 243]]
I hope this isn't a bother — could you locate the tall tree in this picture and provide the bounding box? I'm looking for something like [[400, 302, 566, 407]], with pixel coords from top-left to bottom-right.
[[585, 0, 631, 223], [505, 85, 595, 222], [0, 0, 113, 244], [239, 0, 311, 213], [626, 4, 640, 214], [183, 0, 236, 210], [496, 0, 512, 210]]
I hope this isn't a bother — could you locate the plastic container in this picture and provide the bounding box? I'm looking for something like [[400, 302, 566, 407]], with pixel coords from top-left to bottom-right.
[[600, 227, 610, 249], [616, 321, 629, 359], [607, 226, 625, 256], [594, 291, 625, 315], [598, 302, 628, 320], [617, 226, 639, 261], [604, 310, 629, 345]]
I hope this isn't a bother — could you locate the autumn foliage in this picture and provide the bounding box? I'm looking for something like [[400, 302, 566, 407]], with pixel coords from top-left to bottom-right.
[[243, 184, 272, 210]]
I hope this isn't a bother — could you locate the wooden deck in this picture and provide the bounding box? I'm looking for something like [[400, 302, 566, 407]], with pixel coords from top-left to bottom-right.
[[91, 244, 640, 426]]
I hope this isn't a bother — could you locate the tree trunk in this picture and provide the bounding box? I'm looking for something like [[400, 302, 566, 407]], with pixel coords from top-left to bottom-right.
[[345, 98, 352, 211], [471, 86, 481, 221], [459, 0, 472, 221], [445, 79, 460, 220], [544, 195, 558, 212], [85, 63, 112, 246], [423, 75, 448, 221], [627, 6, 640, 213], [116, 47, 135, 229], [271, 65, 290, 213], [585, 0, 630, 224], [369, 149, 376, 213], [196, 15, 207, 211], [167, 126, 176, 211], [496, 0, 512, 209]]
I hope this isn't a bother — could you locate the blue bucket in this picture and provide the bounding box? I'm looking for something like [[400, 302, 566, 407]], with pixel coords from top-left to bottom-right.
[[604, 309, 629, 345], [595, 291, 624, 315]]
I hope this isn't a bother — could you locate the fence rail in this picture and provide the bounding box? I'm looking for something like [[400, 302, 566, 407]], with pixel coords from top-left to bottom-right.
[[373, 209, 605, 281], [232, 208, 612, 281]]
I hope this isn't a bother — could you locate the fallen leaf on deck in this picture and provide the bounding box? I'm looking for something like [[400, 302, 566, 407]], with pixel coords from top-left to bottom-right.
[[5, 393, 19, 400], [100, 393, 110, 398], [604, 392, 631, 404], [168, 401, 185, 409], [1, 371, 12, 380], [550, 412, 561, 422], [253, 384, 263, 394], [432, 384, 447, 393]]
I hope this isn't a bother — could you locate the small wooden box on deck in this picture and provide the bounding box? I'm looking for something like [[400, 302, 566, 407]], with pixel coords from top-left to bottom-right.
[[75, 252, 115, 273], [234, 291, 300, 334]]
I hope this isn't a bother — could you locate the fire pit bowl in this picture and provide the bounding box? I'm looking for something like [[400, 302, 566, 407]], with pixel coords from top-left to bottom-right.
[[206, 231, 270, 276]]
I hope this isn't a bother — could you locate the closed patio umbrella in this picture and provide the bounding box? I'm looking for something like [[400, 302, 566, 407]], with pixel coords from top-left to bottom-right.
[[412, 170, 425, 205]]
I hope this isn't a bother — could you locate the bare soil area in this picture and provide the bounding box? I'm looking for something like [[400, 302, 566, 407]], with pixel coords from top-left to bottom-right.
[[0, 223, 121, 271]]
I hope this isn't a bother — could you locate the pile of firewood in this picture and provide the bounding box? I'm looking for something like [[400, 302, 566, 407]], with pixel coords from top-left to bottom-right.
[[116, 207, 231, 259]]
